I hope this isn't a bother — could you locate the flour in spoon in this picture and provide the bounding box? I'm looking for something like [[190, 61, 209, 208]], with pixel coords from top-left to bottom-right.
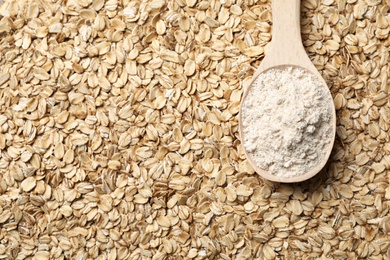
[[241, 66, 333, 178]]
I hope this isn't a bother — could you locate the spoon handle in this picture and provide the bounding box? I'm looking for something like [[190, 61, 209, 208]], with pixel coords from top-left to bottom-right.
[[255, 0, 316, 74], [271, 0, 302, 50]]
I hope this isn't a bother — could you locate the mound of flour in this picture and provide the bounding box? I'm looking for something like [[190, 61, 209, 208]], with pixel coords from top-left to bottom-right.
[[241, 66, 333, 178]]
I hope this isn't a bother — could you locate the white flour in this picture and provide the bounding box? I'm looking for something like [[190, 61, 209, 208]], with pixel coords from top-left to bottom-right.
[[241, 66, 333, 178]]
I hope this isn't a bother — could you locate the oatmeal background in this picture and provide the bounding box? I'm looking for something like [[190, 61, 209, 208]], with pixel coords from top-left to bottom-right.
[[0, 0, 390, 259]]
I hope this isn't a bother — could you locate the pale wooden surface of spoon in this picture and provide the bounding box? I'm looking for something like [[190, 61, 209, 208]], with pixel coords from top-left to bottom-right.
[[239, 0, 336, 183]]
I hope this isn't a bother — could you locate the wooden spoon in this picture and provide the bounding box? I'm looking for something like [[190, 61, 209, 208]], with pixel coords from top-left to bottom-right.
[[239, 0, 336, 183]]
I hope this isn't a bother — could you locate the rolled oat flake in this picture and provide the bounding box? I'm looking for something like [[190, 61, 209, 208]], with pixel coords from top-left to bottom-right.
[[241, 66, 333, 178]]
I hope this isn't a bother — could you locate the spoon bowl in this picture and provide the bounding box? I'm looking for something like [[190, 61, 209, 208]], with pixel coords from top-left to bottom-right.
[[239, 0, 336, 183]]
